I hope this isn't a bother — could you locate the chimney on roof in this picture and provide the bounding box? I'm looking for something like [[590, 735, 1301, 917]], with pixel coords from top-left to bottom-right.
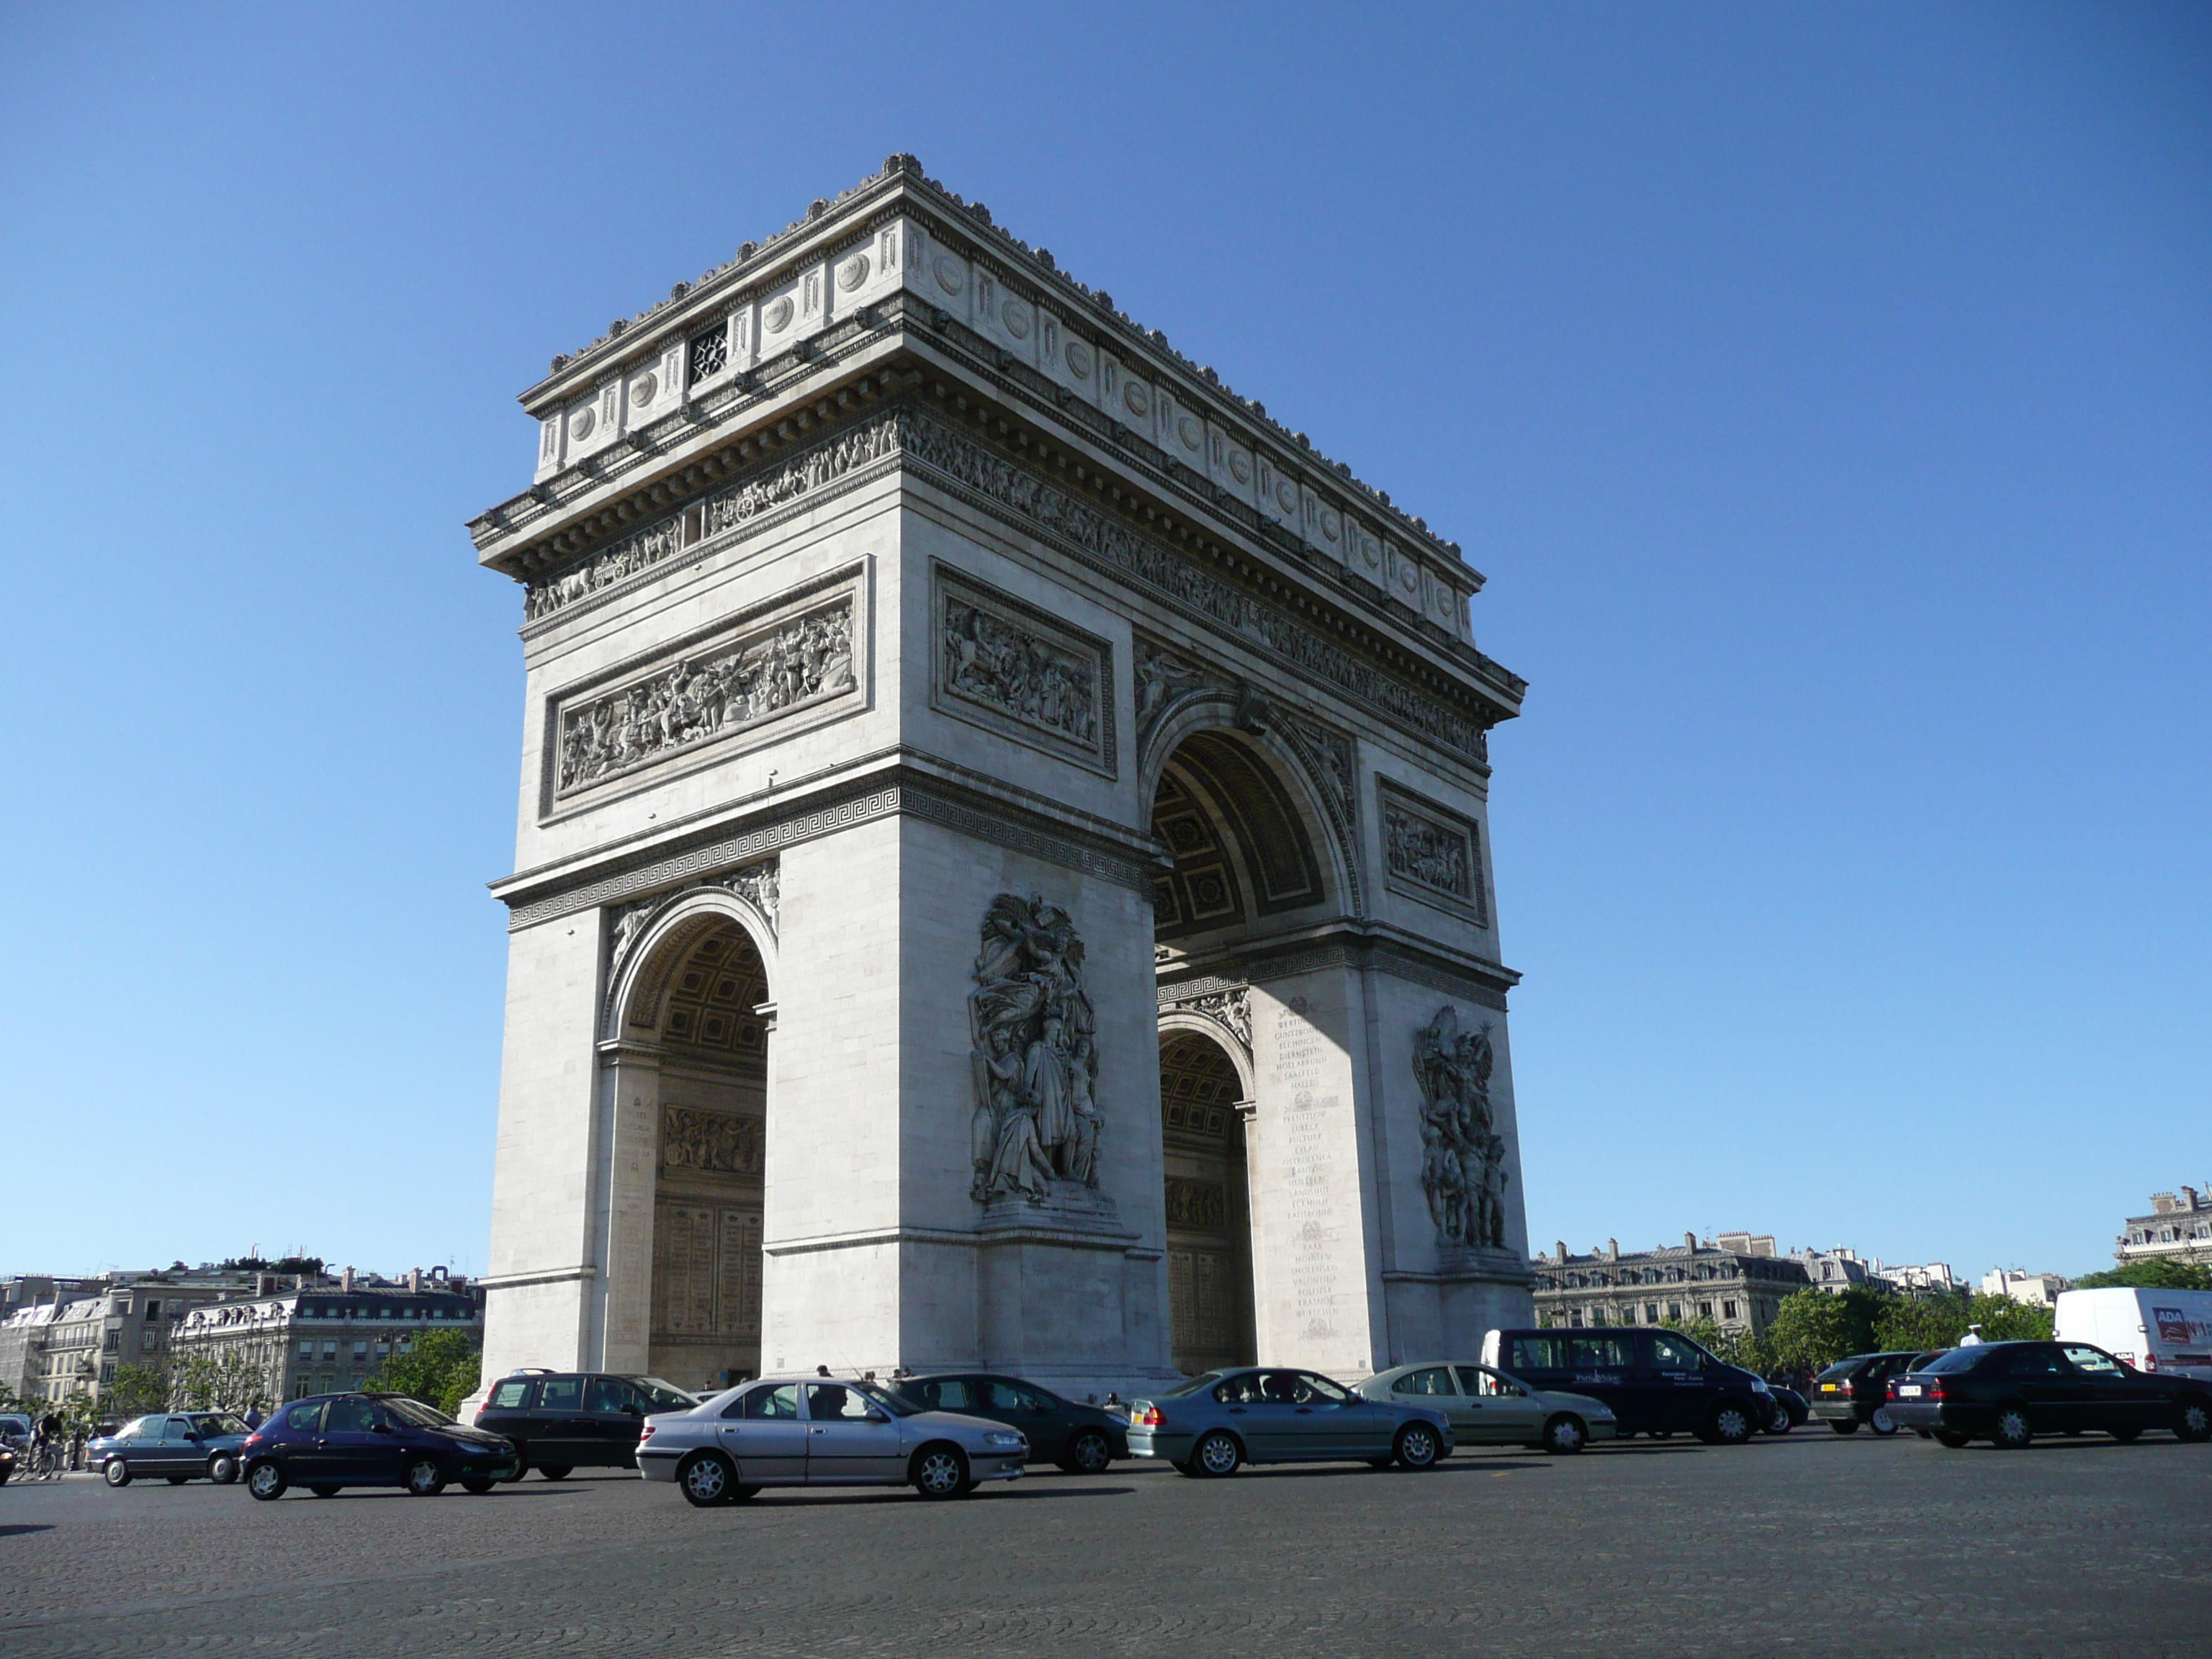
[[255, 1273, 274, 1296], [1685, 1231, 1698, 1251], [341, 1266, 355, 1292], [408, 1267, 422, 1294], [1555, 1241, 1568, 1263], [1606, 1238, 1619, 1260], [2185, 1187, 2202, 1211]]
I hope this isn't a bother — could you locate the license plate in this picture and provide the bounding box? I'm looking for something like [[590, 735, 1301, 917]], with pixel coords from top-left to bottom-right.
[[1896, 1385, 1922, 1397], [1820, 1384, 1838, 1393]]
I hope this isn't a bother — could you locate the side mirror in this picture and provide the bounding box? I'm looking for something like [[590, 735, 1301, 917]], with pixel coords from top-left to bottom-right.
[[623, 1405, 642, 1416], [372, 1422, 395, 1435], [865, 1408, 890, 1424], [183, 1433, 201, 1443]]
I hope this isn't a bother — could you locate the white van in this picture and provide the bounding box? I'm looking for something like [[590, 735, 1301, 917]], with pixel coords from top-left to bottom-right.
[[2054, 1287, 2212, 1380]]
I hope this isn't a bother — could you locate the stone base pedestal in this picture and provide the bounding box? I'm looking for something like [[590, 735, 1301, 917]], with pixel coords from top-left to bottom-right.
[[973, 1182, 1169, 1395]]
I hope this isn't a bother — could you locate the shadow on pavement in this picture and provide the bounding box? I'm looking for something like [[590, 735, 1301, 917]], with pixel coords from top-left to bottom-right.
[[0, 1525, 55, 1537]]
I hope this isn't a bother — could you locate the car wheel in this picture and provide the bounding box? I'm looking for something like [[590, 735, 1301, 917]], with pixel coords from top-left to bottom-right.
[[1933, 1429, 1971, 1449], [1766, 1402, 1792, 1434], [1192, 1430, 1242, 1478], [1394, 1423, 1443, 1470], [911, 1444, 973, 1500], [1706, 1403, 1754, 1446], [310, 1485, 340, 1497], [403, 1457, 447, 1497], [461, 1477, 498, 1493], [1543, 1414, 1588, 1455], [502, 1451, 529, 1483], [1829, 1420, 1858, 1435], [536, 1465, 573, 1481], [1991, 1405, 2033, 1449], [166, 1475, 190, 1485], [2175, 1398, 2212, 1442], [104, 1459, 132, 1488], [1061, 1429, 1115, 1475], [246, 1461, 287, 1500], [207, 1453, 238, 1485], [1170, 1460, 1201, 1478], [1869, 1408, 1899, 1437], [678, 1452, 734, 1507]]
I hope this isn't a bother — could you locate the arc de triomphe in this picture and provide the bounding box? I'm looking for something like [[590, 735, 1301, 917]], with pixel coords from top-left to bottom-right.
[[469, 158, 1532, 1398]]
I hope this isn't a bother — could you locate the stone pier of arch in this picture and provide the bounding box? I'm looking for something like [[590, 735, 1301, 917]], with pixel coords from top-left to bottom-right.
[[470, 158, 1534, 1399]]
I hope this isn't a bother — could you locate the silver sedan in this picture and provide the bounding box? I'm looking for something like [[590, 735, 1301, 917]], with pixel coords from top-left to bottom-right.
[[1126, 1367, 1452, 1476], [1357, 1361, 1618, 1454], [637, 1375, 1029, 1504]]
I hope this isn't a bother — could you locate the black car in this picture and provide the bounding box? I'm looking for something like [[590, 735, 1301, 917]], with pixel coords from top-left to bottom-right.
[[1482, 1328, 1772, 1444], [891, 1372, 1128, 1472], [1886, 1339, 2212, 1449], [240, 1392, 518, 1498], [474, 1372, 698, 1480], [1763, 1385, 1809, 1433], [1810, 1351, 1924, 1435]]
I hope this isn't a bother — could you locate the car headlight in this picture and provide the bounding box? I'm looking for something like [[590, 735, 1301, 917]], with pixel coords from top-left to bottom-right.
[[982, 1431, 1025, 1448], [1752, 1379, 1772, 1395]]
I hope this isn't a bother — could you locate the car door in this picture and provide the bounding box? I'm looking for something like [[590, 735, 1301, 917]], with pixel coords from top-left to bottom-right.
[[716, 1382, 808, 1481], [2061, 1344, 2157, 1434], [314, 1397, 393, 1480], [978, 1378, 1065, 1462], [1212, 1372, 1298, 1457], [477, 1376, 538, 1454], [587, 1377, 647, 1467], [1388, 1367, 1466, 1435], [1998, 1344, 2077, 1430], [271, 1399, 332, 1478], [802, 1383, 907, 1481], [529, 1376, 595, 1470], [1285, 1371, 1389, 1458], [1563, 1334, 1641, 1428], [1459, 1367, 1546, 1442]]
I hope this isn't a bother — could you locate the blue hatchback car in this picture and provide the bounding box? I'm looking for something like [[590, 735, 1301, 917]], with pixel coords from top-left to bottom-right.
[[240, 1391, 518, 1499]]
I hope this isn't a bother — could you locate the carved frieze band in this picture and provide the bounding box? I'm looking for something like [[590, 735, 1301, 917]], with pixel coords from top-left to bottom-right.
[[524, 412, 902, 624], [894, 409, 1496, 766], [1378, 779, 1486, 926], [932, 565, 1115, 775], [1164, 1177, 1228, 1229], [504, 775, 1154, 932], [542, 566, 866, 815]]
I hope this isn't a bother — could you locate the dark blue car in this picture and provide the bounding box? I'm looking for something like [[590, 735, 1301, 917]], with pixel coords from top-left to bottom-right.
[[240, 1391, 518, 1499]]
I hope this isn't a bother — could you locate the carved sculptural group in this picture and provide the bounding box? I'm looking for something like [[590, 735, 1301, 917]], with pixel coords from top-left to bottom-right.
[[559, 606, 854, 793], [1413, 1005, 1509, 1249], [968, 894, 1102, 1204], [942, 599, 1097, 750]]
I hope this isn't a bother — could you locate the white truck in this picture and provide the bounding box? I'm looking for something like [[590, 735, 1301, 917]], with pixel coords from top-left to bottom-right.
[[2054, 1287, 2212, 1381]]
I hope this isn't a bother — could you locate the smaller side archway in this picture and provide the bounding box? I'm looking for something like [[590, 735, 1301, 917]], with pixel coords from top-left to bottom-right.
[[1156, 1027, 1257, 1376], [593, 885, 777, 1391]]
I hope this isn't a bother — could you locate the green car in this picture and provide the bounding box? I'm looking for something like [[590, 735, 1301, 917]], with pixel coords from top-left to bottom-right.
[[1357, 1361, 1618, 1454]]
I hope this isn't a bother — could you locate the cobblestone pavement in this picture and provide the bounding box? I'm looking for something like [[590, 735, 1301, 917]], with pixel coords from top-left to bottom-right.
[[4, 1430, 2206, 1658]]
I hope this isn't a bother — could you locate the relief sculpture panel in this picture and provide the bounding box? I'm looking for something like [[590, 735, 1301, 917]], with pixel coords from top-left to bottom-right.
[[545, 570, 864, 810], [932, 566, 1114, 775], [1413, 1005, 1509, 1251], [1380, 780, 1486, 925], [967, 894, 1102, 1204]]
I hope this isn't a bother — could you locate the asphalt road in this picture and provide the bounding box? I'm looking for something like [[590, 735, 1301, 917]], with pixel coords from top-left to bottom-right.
[[4, 1427, 2206, 1658]]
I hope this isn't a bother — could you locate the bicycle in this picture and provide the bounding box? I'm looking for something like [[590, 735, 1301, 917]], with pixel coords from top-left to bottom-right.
[[22, 1439, 67, 1482]]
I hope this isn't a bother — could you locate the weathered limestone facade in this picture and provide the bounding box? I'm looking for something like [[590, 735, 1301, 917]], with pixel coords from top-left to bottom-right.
[[472, 158, 1532, 1397]]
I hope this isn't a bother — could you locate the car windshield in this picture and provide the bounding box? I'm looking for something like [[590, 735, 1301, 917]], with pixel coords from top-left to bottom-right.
[[1921, 1348, 1984, 1374], [1162, 1372, 1224, 1398], [380, 1397, 457, 1428], [632, 1377, 698, 1409], [846, 1382, 916, 1418]]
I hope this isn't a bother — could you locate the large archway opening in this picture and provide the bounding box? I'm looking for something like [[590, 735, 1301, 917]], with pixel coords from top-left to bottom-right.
[[1157, 1028, 1256, 1375], [638, 918, 770, 1390]]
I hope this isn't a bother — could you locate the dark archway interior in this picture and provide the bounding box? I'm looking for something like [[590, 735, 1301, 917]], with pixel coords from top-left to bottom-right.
[[645, 921, 769, 1392], [1150, 730, 1324, 945], [1157, 1029, 1256, 1375]]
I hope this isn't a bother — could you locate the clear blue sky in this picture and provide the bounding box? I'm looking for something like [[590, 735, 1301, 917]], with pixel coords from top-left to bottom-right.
[[2, 4, 2204, 1285]]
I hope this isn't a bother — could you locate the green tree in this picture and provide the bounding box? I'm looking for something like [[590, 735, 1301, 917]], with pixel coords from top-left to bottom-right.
[[170, 1350, 274, 1415], [369, 1329, 481, 1417], [1761, 1287, 1889, 1372], [1961, 1292, 2054, 1341], [1661, 1314, 1766, 1371], [2071, 1259, 2212, 1292], [104, 1362, 175, 1417]]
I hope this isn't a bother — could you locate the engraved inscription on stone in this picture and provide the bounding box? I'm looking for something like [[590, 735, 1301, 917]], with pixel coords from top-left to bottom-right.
[[1272, 1000, 1342, 1344], [550, 588, 857, 801], [652, 1198, 763, 1340], [934, 568, 1109, 772]]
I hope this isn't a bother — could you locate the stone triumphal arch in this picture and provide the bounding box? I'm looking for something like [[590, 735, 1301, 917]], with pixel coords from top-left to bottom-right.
[[472, 158, 1533, 1397]]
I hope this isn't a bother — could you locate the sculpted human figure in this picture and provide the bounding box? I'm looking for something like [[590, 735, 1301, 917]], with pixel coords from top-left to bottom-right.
[[970, 1025, 1021, 1203], [966, 894, 1102, 1205]]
